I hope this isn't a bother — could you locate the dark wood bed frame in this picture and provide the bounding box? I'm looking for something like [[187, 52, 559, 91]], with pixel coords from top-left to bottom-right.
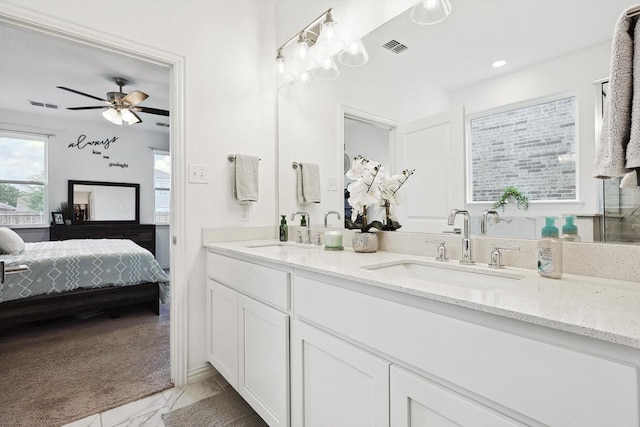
[[0, 282, 159, 329]]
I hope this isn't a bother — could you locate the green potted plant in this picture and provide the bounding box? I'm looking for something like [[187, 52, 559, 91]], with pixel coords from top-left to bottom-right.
[[493, 186, 529, 211]]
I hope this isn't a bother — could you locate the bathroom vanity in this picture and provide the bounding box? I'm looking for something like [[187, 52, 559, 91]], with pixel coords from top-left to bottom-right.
[[204, 240, 640, 427]]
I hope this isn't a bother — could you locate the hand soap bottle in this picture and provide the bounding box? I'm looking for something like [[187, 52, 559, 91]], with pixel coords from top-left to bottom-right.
[[538, 217, 563, 279], [561, 215, 580, 242], [279, 215, 288, 242]]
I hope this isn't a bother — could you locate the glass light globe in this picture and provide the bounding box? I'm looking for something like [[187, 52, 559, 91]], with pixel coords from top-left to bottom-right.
[[411, 0, 452, 25]]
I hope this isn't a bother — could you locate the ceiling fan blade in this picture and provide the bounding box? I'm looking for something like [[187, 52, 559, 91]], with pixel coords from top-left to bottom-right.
[[67, 106, 108, 110], [133, 106, 170, 116], [122, 90, 148, 106], [57, 86, 108, 102]]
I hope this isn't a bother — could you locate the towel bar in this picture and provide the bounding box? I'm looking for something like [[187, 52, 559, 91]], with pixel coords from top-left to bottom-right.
[[228, 154, 261, 162]]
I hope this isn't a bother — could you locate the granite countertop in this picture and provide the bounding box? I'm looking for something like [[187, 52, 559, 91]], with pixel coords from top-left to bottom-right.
[[204, 240, 640, 350]]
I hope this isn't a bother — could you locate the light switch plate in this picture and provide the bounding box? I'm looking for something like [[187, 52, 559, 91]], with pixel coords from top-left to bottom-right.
[[327, 177, 339, 192], [189, 163, 208, 184]]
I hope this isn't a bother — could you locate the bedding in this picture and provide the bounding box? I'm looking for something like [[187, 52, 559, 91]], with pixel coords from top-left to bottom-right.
[[0, 239, 169, 304]]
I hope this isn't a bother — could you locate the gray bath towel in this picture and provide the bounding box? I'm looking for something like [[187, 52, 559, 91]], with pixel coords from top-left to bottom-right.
[[296, 162, 321, 204], [234, 154, 259, 202], [593, 6, 640, 188]]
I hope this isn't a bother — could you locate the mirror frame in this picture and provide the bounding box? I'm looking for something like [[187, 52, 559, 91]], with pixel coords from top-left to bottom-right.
[[68, 180, 140, 224]]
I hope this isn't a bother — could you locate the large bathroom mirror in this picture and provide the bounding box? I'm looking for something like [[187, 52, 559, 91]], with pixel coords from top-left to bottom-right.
[[68, 180, 140, 224], [277, 0, 640, 244]]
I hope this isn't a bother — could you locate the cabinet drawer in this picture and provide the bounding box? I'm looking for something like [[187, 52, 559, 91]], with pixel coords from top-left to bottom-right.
[[207, 252, 290, 310], [295, 273, 639, 427]]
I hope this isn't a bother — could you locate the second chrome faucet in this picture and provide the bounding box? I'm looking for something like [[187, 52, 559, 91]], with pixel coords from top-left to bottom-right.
[[447, 209, 475, 264]]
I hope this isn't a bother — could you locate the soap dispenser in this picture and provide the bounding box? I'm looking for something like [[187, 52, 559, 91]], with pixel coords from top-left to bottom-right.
[[279, 215, 288, 242], [538, 217, 563, 279], [561, 216, 580, 242]]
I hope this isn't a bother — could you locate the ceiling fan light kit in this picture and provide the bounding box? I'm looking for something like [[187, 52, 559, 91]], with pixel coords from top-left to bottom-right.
[[58, 76, 169, 126]]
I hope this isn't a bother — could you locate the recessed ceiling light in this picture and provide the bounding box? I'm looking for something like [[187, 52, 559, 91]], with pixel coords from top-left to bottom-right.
[[492, 59, 507, 68]]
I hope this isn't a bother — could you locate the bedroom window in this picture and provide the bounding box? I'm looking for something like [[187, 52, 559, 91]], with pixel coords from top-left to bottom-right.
[[154, 151, 170, 224], [0, 131, 48, 227]]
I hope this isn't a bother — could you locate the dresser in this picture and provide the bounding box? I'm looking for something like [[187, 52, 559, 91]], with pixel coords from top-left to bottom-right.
[[49, 223, 156, 255]]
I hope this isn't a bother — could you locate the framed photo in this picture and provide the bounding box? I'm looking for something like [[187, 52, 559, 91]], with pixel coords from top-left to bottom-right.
[[52, 212, 64, 225]]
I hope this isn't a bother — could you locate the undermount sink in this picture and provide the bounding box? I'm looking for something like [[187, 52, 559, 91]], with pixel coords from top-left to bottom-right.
[[245, 242, 316, 251], [362, 260, 523, 290]]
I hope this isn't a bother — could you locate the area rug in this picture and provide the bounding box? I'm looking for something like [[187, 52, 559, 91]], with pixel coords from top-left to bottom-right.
[[162, 388, 268, 427], [0, 301, 172, 427]]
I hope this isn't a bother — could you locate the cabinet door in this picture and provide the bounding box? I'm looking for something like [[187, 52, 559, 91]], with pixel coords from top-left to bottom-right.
[[291, 321, 389, 427], [206, 279, 238, 389], [390, 365, 523, 427], [238, 294, 289, 427]]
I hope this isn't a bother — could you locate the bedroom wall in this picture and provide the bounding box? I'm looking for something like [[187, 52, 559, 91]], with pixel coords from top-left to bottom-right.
[[0, 0, 278, 377], [1, 108, 171, 266]]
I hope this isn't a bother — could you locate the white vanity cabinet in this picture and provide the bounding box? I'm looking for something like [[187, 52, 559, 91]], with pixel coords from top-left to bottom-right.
[[206, 251, 291, 427], [291, 321, 390, 427], [390, 365, 524, 427], [293, 270, 640, 427]]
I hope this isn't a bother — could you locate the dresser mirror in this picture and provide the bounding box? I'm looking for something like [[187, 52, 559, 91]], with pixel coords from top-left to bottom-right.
[[68, 180, 140, 224], [277, 0, 640, 244]]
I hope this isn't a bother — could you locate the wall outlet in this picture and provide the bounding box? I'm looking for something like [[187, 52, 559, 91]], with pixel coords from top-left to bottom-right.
[[189, 163, 208, 184], [240, 205, 250, 222], [327, 177, 339, 192]]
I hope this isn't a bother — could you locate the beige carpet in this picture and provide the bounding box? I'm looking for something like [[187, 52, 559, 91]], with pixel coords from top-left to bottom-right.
[[0, 301, 172, 427], [162, 388, 268, 427]]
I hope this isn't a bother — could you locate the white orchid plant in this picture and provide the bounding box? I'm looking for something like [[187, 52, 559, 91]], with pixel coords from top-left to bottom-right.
[[345, 155, 415, 232]]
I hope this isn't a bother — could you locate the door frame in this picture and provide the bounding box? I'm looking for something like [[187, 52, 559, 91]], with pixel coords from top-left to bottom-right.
[[0, 5, 188, 385]]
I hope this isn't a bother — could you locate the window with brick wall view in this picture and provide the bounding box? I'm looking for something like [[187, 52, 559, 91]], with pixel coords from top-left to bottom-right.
[[0, 131, 47, 226], [469, 96, 577, 203]]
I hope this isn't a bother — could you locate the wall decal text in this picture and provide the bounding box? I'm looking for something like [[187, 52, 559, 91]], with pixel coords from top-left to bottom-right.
[[68, 134, 119, 150], [109, 162, 128, 168]]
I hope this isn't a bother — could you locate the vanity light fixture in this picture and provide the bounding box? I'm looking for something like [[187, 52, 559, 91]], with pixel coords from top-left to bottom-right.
[[275, 8, 367, 85], [411, 0, 452, 25]]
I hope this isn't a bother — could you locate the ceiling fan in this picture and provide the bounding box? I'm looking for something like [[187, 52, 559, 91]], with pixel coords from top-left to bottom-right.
[[57, 77, 169, 126]]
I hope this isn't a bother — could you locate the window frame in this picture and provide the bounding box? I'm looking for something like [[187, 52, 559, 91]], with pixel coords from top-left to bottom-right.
[[465, 92, 580, 206], [0, 130, 49, 228], [153, 150, 170, 225]]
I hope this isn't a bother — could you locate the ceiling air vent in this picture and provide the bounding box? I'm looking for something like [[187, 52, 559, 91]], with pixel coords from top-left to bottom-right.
[[29, 100, 60, 109], [382, 40, 408, 54]]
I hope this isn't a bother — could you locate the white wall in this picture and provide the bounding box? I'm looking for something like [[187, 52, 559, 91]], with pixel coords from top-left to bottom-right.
[[1, 0, 277, 375], [0, 109, 169, 224]]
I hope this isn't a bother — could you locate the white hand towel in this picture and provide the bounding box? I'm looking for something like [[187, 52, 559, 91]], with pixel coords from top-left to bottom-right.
[[296, 162, 321, 204], [593, 7, 636, 179], [621, 16, 640, 189], [234, 154, 259, 203]]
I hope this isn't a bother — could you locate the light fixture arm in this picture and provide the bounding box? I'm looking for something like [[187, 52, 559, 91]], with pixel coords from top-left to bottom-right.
[[276, 8, 334, 52]]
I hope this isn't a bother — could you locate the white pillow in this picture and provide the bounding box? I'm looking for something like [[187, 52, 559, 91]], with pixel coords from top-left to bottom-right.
[[0, 227, 26, 254]]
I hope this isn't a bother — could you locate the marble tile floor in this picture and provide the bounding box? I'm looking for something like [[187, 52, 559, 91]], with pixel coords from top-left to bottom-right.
[[61, 371, 232, 427]]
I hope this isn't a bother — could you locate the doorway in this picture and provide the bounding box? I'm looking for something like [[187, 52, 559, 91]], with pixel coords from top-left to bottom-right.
[[0, 9, 186, 386]]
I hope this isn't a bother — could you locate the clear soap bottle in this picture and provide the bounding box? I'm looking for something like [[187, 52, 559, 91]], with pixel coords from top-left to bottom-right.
[[538, 217, 563, 279]]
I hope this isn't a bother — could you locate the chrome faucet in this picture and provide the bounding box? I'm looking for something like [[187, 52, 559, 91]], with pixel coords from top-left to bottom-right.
[[324, 210, 341, 228], [447, 209, 475, 264], [291, 211, 311, 244], [481, 209, 500, 236]]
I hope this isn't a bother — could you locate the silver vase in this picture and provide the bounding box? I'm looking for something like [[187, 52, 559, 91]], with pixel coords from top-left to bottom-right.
[[352, 232, 379, 253]]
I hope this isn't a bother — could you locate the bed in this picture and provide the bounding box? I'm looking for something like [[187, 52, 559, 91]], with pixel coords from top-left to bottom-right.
[[0, 239, 169, 328]]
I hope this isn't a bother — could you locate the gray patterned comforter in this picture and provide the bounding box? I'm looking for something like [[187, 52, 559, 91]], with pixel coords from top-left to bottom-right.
[[0, 239, 169, 303]]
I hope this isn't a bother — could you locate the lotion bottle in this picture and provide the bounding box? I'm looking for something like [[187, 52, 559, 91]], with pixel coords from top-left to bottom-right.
[[538, 217, 563, 279], [279, 215, 288, 242]]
